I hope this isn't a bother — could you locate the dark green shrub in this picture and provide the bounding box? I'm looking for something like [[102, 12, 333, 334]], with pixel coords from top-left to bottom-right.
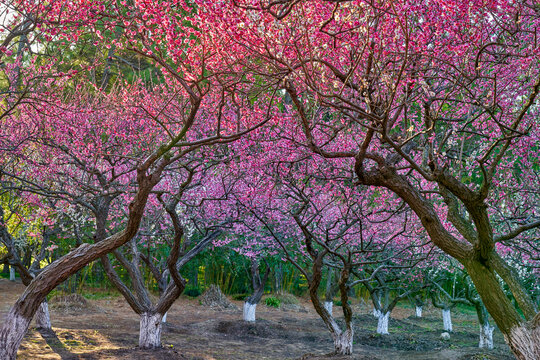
[[265, 296, 281, 308], [184, 287, 202, 297]]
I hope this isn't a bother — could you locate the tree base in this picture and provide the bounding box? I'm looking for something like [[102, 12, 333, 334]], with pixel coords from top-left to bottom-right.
[[377, 312, 390, 335], [139, 312, 162, 349], [243, 302, 256, 322], [333, 329, 353, 355], [35, 302, 51, 330]]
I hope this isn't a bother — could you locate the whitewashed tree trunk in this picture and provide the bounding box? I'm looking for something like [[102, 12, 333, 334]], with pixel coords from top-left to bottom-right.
[[415, 306, 422, 318], [35, 302, 51, 330], [373, 307, 381, 318], [9, 267, 15, 281], [243, 302, 256, 322], [0, 312, 32, 360], [479, 324, 494, 349], [377, 312, 390, 335], [442, 309, 452, 332], [324, 301, 333, 317], [332, 329, 353, 355], [161, 312, 167, 323], [139, 312, 162, 349]]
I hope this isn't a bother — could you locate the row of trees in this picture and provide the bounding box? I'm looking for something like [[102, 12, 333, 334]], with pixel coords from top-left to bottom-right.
[[0, 0, 538, 359]]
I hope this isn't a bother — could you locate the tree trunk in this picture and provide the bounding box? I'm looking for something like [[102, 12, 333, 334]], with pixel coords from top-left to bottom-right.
[[504, 322, 540, 360], [479, 323, 494, 349], [415, 306, 422, 318], [324, 301, 333, 317], [373, 307, 381, 318], [377, 312, 390, 335], [442, 309, 452, 332], [9, 266, 15, 281], [139, 312, 163, 349], [465, 258, 539, 359], [243, 302, 257, 322], [34, 301, 51, 330], [0, 311, 32, 359], [241, 258, 269, 323], [332, 329, 353, 355]]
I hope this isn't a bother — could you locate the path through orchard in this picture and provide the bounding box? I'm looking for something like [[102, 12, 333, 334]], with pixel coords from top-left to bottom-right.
[[0, 279, 514, 360]]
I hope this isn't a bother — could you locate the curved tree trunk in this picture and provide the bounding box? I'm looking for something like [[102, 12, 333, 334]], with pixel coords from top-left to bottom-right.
[[34, 301, 51, 330], [139, 312, 163, 349]]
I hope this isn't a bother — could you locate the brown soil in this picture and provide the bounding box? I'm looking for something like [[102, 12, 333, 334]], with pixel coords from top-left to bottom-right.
[[0, 279, 514, 360]]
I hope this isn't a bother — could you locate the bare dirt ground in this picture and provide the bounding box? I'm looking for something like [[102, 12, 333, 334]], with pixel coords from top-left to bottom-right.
[[0, 279, 514, 360]]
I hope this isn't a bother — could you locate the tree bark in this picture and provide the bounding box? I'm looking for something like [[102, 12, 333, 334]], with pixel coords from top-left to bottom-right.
[[504, 321, 540, 360], [139, 312, 163, 349], [0, 311, 31, 359], [34, 301, 51, 330], [332, 328, 353, 355], [442, 309, 452, 332], [324, 301, 333, 317], [377, 312, 390, 335], [243, 302, 257, 322], [479, 323, 494, 349]]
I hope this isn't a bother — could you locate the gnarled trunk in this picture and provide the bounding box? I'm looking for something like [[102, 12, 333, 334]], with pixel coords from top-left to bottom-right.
[[332, 329, 353, 355], [34, 301, 51, 330], [243, 302, 257, 322], [377, 312, 390, 335], [416, 306, 422, 318], [139, 312, 163, 349], [442, 309, 452, 332]]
